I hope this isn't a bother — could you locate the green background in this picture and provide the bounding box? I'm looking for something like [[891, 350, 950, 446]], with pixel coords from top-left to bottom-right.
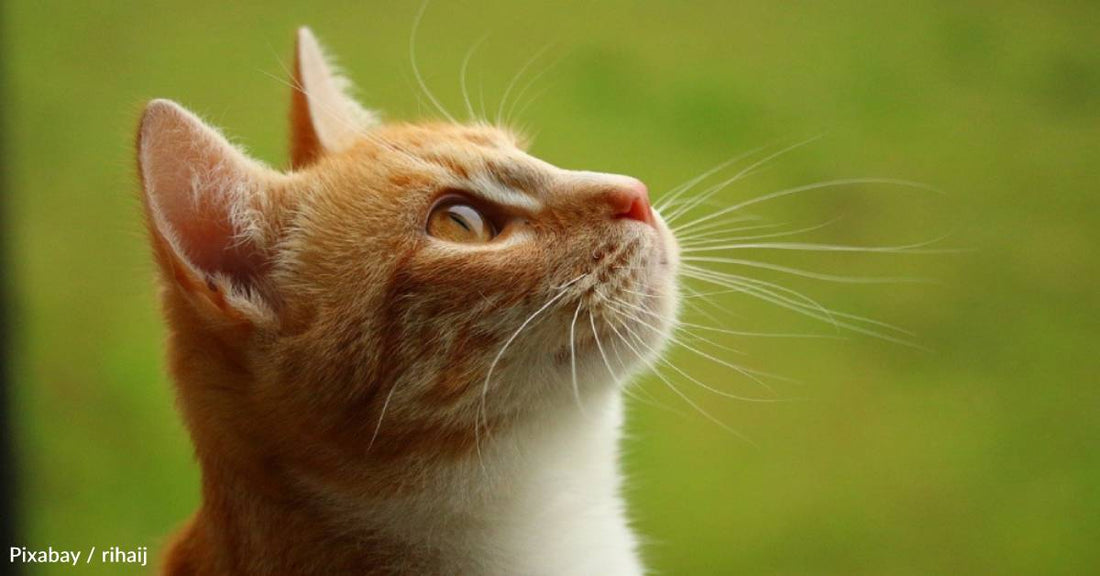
[[5, 1, 1098, 574]]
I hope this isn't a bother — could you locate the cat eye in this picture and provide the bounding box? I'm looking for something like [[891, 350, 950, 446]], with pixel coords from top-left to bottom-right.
[[427, 201, 496, 243]]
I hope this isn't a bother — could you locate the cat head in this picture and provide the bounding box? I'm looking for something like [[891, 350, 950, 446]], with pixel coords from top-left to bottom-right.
[[137, 28, 679, 481]]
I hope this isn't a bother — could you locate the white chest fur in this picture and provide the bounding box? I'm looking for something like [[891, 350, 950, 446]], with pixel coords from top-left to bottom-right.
[[481, 393, 642, 576], [333, 390, 643, 576]]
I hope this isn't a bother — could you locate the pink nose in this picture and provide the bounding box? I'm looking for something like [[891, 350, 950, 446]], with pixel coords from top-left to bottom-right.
[[609, 180, 653, 226]]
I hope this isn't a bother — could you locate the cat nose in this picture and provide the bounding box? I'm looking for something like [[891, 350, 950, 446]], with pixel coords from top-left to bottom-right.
[[608, 179, 653, 226]]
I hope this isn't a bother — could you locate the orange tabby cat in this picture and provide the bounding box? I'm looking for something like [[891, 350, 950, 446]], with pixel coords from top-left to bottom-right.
[[139, 28, 678, 575]]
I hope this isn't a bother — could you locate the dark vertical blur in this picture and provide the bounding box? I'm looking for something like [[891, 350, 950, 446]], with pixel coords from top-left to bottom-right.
[[0, 5, 20, 571]]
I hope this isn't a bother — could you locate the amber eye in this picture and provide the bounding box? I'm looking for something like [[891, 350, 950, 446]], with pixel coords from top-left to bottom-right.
[[427, 201, 495, 243]]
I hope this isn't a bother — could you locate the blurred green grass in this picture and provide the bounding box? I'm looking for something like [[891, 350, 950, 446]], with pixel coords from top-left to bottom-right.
[[5, 1, 1099, 574]]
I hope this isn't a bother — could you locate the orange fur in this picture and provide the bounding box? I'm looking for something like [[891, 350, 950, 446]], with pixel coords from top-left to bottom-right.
[[139, 28, 677, 576]]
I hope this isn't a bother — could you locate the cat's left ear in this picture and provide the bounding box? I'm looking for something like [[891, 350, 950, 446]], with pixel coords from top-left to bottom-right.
[[289, 27, 379, 169]]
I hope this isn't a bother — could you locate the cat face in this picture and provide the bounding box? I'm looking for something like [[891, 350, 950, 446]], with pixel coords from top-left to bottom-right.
[[138, 29, 678, 483]]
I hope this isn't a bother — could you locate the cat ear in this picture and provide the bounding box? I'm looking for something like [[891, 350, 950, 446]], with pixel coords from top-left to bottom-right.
[[289, 27, 379, 168], [138, 99, 285, 323]]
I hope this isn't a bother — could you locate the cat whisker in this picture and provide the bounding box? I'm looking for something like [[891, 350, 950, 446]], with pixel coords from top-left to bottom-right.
[[679, 282, 732, 327], [681, 265, 926, 348], [589, 307, 682, 411], [569, 300, 587, 416], [611, 303, 790, 398], [605, 311, 757, 444], [589, 310, 618, 382], [411, 0, 458, 123], [611, 294, 748, 359], [665, 135, 823, 225], [675, 220, 788, 245], [673, 178, 941, 233], [682, 265, 844, 328], [505, 50, 566, 128], [477, 273, 588, 470], [588, 309, 669, 411], [509, 83, 555, 132], [682, 265, 842, 332], [608, 299, 796, 393], [681, 256, 932, 285], [367, 384, 399, 453], [620, 286, 675, 301], [654, 145, 771, 214], [460, 34, 491, 122], [495, 43, 555, 127], [680, 238, 953, 255], [478, 68, 489, 124], [678, 218, 842, 247], [673, 215, 772, 242], [681, 319, 838, 340], [552, 274, 590, 291]]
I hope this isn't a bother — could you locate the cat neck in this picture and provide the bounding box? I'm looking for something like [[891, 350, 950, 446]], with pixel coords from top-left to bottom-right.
[[165, 380, 643, 576]]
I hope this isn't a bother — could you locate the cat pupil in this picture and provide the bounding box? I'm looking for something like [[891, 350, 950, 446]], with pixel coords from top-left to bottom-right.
[[427, 202, 492, 243], [449, 212, 472, 232]]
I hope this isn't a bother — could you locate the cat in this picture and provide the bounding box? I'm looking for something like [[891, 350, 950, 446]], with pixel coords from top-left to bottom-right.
[[138, 27, 678, 576]]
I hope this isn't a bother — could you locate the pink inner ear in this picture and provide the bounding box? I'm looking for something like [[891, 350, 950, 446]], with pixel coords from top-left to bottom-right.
[[140, 100, 269, 292], [289, 27, 378, 168], [160, 191, 264, 287]]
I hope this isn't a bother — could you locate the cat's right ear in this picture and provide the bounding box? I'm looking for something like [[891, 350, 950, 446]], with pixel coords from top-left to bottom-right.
[[289, 27, 379, 169], [138, 99, 286, 326]]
